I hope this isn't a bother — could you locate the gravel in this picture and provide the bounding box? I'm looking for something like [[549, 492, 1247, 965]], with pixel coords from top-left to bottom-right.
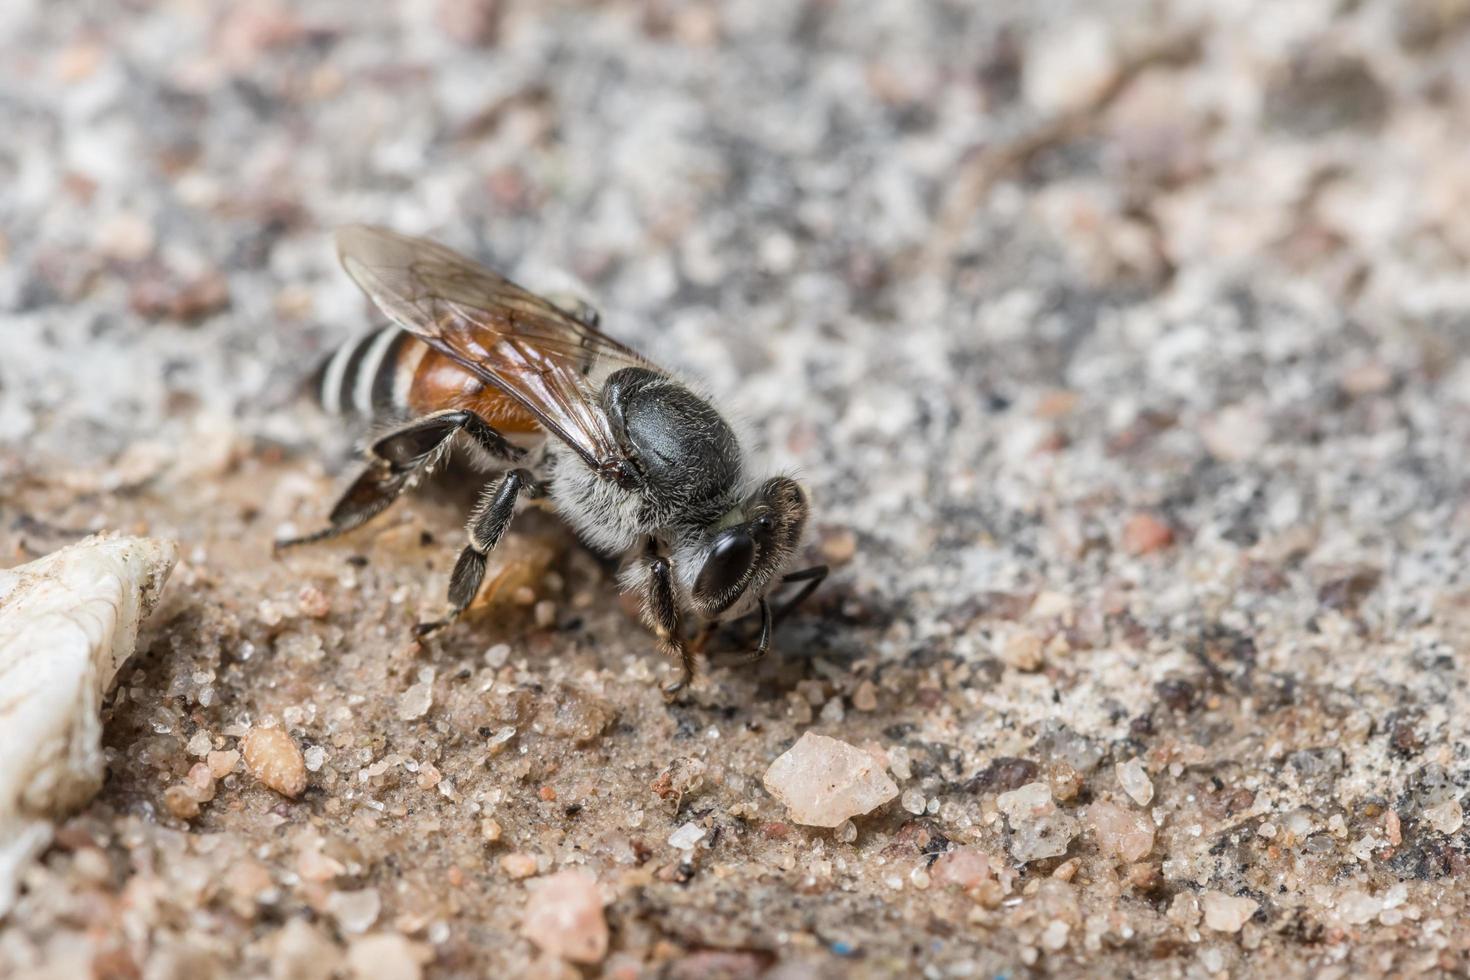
[[4, 0, 1470, 976]]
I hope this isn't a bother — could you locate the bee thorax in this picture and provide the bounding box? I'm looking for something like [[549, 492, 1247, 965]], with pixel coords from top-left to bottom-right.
[[546, 446, 650, 555]]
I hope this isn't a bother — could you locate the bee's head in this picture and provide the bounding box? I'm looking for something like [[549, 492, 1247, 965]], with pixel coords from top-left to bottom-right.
[[679, 476, 809, 619]]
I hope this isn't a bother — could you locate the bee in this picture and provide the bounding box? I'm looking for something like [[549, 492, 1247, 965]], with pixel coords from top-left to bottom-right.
[[277, 226, 827, 695]]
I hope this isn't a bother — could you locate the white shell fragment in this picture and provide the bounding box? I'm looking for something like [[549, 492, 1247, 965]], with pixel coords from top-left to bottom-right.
[[0, 534, 177, 916], [762, 732, 899, 828]]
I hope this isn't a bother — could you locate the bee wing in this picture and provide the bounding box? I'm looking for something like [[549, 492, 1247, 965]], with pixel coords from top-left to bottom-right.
[[335, 225, 648, 472]]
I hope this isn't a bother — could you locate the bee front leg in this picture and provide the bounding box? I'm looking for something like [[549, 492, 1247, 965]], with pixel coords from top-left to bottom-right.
[[414, 468, 540, 637], [739, 597, 774, 663], [641, 546, 695, 698], [773, 564, 829, 627]]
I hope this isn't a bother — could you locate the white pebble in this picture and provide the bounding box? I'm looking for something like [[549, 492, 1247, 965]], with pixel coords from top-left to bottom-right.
[[1423, 799, 1464, 836], [304, 745, 327, 772], [327, 888, 381, 934], [667, 822, 706, 850], [1116, 758, 1154, 806], [1200, 891, 1257, 932], [763, 733, 900, 828], [397, 674, 434, 721]]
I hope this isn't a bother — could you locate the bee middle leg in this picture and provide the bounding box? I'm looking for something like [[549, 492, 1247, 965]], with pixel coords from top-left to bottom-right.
[[275, 409, 522, 550], [414, 468, 542, 637]]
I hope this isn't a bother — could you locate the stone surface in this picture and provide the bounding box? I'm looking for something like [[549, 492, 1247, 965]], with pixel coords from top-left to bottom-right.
[[762, 733, 899, 828], [0, 535, 176, 915], [5, 0, 1470, 975]]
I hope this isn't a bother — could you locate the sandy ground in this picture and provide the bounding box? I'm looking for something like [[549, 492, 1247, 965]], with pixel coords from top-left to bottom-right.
[[4, 0, 1470, 977]]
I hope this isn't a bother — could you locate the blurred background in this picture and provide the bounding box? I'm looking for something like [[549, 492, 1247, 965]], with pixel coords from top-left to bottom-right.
[[5, 0, 1469, 473], [4, 1, 1470, 977]]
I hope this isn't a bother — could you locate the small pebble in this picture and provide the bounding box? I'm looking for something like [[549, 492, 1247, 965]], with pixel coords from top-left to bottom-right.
[[187, 730, 213, 757], [327, 888, 382, 934], [397, 673, 435, 721], [851, 681, 879, 712], [1116, 758, 1154, 806], [819, 527, 857, 565], [304, 745, 327, 772], [668, 822, 706, 850], [1122, 513, 1174, 555], [1200, 891, 1257, 932], [208, 749, 241, 778], [1002, 630, 1044, 671], [1199, 403, 1270, 462], [481, 818, 503, 843], [297, 585, 331, 618], [298, 846, 346, 883], [501, 853, 538, 879], [1336, 889, 1381, 925], [520, 869, 609, 964], [345, 934, 427, 980], [163, 785, 202, 820], [932, 847, 989, 890], [901, 790, 926, 816], [763, 732, 900, 828], [1423, 799, 1463, 835], [1087, 800, 1155, 862], [1040, 920, 1070, 951], [270, 919, 342, 980], [1168, 892, 1201, 929], [997, 782, 1078, 863], [242, 727, 307, 798], [1023, 16, 1116, 114]]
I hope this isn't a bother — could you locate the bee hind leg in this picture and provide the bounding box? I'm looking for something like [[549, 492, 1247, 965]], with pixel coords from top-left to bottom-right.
[[414, 468, 540, 638], [274, 464, 410, 550], [274, 410, 521, 552]]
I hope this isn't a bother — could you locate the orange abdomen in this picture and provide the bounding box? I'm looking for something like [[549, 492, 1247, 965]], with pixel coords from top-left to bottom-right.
[[406, 347, 543, 434]]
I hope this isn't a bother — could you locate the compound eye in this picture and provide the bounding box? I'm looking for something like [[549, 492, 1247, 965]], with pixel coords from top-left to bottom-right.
[[693, 529, 755, 610]]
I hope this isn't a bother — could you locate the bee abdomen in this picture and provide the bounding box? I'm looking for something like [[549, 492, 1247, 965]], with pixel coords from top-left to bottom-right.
[[314, 326, 413, 418]]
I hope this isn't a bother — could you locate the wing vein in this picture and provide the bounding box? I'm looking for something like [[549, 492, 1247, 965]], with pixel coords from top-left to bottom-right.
[[335, 225, 651, 476]]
